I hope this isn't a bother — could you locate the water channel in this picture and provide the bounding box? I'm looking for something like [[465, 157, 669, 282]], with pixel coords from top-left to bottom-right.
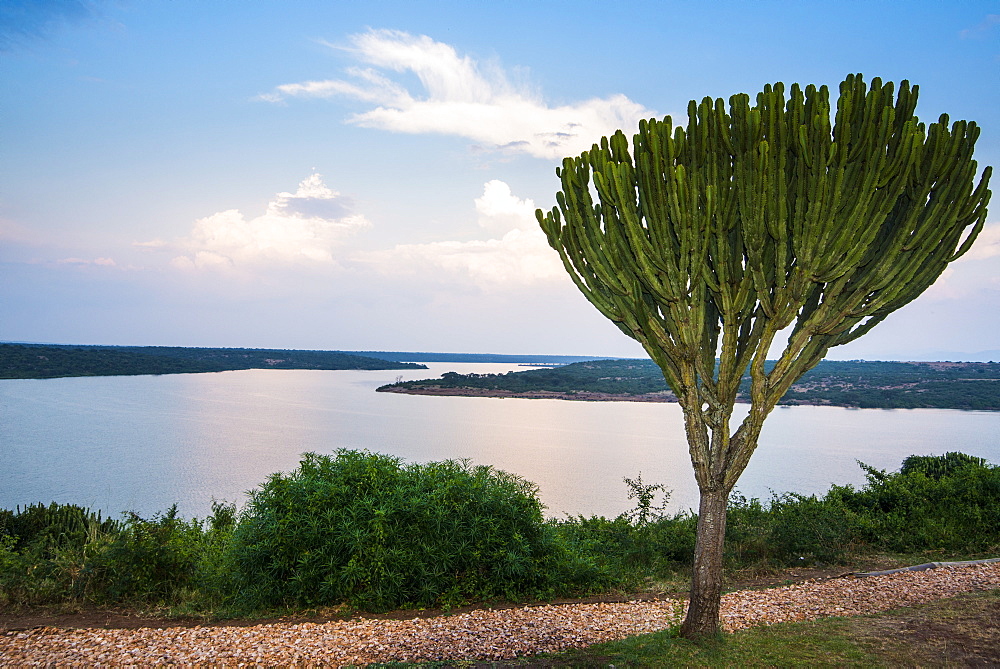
[[3, 363, 999, 520]]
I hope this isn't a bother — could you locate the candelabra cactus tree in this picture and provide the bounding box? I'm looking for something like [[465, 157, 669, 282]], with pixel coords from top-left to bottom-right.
[[536, 74, 991, 638]]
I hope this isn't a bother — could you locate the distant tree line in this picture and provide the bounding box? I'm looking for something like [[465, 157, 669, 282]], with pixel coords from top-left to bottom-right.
[[343, 351, 609, 364], [380, 359, 1000, 411], [0, 343, 425, 379]]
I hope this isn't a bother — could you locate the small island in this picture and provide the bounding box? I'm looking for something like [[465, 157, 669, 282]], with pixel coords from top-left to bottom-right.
[[0, 343, 426, 379], [377, 358, 1000, 411]]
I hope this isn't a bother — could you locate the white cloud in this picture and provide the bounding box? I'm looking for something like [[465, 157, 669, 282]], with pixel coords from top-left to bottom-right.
[[960, 14, 1000, 39], [922, 222, 1000, 300], [962, 222, 1000, 261], [262, 29, 654, 159], [161, 174, 370, 271], [56, 257, 117, 266], [474, 179, 538, 233], [358, 180, 563, 287]]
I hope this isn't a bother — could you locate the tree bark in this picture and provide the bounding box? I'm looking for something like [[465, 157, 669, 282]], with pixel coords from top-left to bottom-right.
[[680, 485, 729, 639]]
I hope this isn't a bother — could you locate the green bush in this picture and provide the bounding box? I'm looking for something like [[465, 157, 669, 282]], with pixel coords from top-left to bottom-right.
[[899, 451, 988, 478], [0, 502, 119, 557], [3, 451, 996, 613], [549, 515, 642, 582], [723, 452, 1000, 565], [0, 501, 233, 608], [723, 493, 772, 566], [760, 492, 859, 565], [831, 454, 1000, 552], [0, 503, 120, 605], [0, 533, 39, 606], [221, 450, 599, 612], [548, 476, 696, 582], [86, 505, 207, 604], [558, 451, 999, 577]]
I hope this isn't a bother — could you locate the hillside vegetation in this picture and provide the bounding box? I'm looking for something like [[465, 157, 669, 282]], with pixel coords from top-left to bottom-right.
[[0, 343, 425, 379], [379, 358, 1000, 411]]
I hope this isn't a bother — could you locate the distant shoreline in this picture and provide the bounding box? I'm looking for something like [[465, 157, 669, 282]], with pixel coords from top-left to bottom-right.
[[0, 343, 425, 380], [377, 357, 1000, 411], [377, 385, 679, 403], [375, 385, 982, 410]]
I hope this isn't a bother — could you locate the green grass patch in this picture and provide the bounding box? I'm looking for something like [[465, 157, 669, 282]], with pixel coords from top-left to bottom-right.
[[543, 619, 877, 667], [514, 591, 1000, 667]]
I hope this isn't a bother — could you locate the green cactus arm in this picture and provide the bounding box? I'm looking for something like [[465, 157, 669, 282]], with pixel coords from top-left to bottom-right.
[[538, 74, 991, 495]]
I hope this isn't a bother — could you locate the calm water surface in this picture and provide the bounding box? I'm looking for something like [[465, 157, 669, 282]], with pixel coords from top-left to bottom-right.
[[3, 363, 999, 520]]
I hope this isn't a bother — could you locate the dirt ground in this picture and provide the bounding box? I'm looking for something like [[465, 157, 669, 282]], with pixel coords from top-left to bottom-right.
[[4, 564, 999, 667], [844, 589, 1000, 667], [0, 565, 861, 633]]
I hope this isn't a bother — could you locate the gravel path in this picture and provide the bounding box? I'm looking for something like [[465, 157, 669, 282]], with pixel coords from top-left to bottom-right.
[[4, 562, 999, 666]]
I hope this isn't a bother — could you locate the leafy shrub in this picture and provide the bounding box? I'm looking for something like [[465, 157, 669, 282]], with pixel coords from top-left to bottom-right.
[[0, 502, 119, 557], [0, 501, 234, 607], [723, 493, 772, 566], [899, 451, 988, 479], [721, 452, 1000, 565], [4, 451, 996, 613], [549, 515, 641, 583], [0, 533, 38, 606], [86, 505, 207, 604], [727, 490, 861, 567], [572, 451, 998, 577], [0, 503, 120, 605], [221, 450, 598, 612], [761, 492, 859, 565], [831, 453, 1000, 552], [622, 473, 670, 526], [549, 476, 696, 582], [192, 501, 237, 602]]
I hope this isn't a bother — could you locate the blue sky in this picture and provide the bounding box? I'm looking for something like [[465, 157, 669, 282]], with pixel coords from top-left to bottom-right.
[[2, 0, 998, 359]]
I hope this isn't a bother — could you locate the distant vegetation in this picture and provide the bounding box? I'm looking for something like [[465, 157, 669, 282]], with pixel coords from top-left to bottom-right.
[[379, 358, 1000, 411], [343, 351, 610, 364], [2, 451, 998, 614], [0, 343, 426, 379]]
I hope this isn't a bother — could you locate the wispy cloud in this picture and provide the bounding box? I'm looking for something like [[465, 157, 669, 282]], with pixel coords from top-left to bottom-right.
[[960, 14, 1000, 39], [261, 29, 654, 159], [0, 217, 41, 244], [923, 222, 1000, 299], [0, 0, 102, 52], [149, 174, 370, 272], [56, 256, 116, 266], [963, 223, 1000, 261], [358, 180, 563, 287]]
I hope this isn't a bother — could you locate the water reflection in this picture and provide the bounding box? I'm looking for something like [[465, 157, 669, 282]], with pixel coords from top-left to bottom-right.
[[2, 364, 999, 520]]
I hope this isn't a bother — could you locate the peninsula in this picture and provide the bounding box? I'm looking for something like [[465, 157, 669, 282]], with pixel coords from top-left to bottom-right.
[[377, 358, 1000, 411], [0, 343, 426, 379]]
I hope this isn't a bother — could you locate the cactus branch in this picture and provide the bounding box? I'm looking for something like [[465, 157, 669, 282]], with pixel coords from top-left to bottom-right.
[[538, 74, 991, 639]]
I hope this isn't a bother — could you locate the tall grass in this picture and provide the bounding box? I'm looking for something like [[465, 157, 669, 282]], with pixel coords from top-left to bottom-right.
[[0, 501, 235, 608]]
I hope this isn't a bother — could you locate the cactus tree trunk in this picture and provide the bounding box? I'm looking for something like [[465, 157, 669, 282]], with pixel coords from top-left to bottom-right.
[[683, 484, 729, 637], [537, 74, 991, 640]]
